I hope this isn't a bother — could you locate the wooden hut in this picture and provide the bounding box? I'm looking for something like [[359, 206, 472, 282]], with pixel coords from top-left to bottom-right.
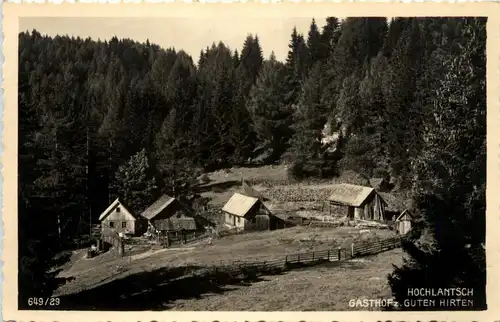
[[99, 198, 147, 237], [327, 183, 387, 221], [142, 195, 199, 236], [222, 192, 282, 231], [395, 210, 412, 235]]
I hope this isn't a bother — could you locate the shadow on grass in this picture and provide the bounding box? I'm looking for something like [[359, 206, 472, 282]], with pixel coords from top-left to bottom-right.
[[44, 258, 364, 311], [46, 263, 285, 311]]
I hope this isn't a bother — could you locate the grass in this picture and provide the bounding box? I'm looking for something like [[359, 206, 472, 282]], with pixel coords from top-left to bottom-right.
[[201, 165, 289, 186], [168, 248, 404, 311], [52, 165, 405, 309], [55, 226, 396, 297], [53, 247, 404, 311]]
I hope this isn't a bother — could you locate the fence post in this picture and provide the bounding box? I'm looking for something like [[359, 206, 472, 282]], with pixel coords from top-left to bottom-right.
[[312, 252, 315, 262], [351, 243, 354, 258], [337, 247, 341, 261], [285, 255, 288, 265], [298, 254, 301, 264], [327, 250, 330, 261]]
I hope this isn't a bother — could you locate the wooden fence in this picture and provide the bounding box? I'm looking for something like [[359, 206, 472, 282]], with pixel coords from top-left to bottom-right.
[[160, 231, 210, 247], [188, 235, 403, 278], [351, 236, 402, 257]]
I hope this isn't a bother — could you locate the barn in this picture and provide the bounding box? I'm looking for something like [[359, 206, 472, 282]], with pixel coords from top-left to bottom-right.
[[142, 195, 198, 235], [222, 192, 282, 231], [327, 183, 387, 221], [394, 209, 412, 235], [99, 198, 147, 237]]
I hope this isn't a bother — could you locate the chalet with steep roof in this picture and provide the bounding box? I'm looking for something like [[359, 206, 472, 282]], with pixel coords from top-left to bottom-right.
[[99, 198, 147, 236]]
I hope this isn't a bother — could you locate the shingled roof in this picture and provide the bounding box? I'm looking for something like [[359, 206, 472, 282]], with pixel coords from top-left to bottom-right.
[[222, 193, 259, 217], [378, 192, 411, 213], [142, 195, 176, 220], [327, 183, 385, 207]]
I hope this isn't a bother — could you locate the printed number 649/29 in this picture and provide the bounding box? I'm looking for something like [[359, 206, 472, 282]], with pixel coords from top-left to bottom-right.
[[28, 297, 60, 306]]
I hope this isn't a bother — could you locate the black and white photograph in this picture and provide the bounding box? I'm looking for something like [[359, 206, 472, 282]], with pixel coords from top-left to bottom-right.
[[3, 2, 496, 317]]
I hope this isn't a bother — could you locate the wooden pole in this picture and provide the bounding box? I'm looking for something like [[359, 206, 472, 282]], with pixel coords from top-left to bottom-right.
[[351, 243, 354, 258], [337, 247, 341, 260], [327, 250, 330, 261]]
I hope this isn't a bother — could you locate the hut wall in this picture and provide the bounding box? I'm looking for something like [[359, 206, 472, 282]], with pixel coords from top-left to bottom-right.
[[152, 217, 197, 232], [396, 213, 412, 234], [101, 218, 136, 235], [347, 206, 355, 219], [372, 194, 385, 221], [354, 207, 363, 219], [363, 201, 374, 220], [224, 212, 245, 229], [403, 220, 411, 234], [244, 214, 270, 231], [269, 214, 285, 230]]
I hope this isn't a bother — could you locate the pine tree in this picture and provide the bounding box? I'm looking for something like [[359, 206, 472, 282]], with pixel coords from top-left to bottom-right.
[[388, 18, 486, 310], [382, 19, 425, 185], [247, 56, 290, 161], [306, 18, 323, 67], [287, 62, 333, 178], [283, 28, 309, 113], [319, 17, 341, 60]]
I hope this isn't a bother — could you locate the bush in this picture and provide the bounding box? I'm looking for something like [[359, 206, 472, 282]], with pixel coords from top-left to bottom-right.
[[200, 174, 211, 184], [288, 159, 339, 180]]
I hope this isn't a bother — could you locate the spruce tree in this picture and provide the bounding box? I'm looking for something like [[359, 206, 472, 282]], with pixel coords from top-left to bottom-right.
[[287, 62, 331, 178], [247, 55, 290, 161], [388, 18, 486, 310], [306, 18, 323, 67]]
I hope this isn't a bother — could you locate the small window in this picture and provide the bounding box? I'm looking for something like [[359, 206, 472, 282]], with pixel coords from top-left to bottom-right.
[[116, 207, 121, 213], [122, 222, 127, 228], [109, 221, 115, 228]]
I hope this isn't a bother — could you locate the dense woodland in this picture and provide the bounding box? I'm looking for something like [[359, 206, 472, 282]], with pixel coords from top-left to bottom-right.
[[18, 17, 486, 309]]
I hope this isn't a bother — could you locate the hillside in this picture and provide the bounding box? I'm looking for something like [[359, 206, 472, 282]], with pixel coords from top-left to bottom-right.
[[18, 17, 486, 310], [170, 248, 405, 311]]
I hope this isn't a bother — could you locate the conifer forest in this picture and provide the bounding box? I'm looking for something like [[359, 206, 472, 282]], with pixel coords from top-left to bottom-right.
[[18, 17, 486, 310]]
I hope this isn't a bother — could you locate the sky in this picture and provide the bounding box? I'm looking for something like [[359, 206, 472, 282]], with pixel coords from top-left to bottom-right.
[[20, 17, 331, 62]]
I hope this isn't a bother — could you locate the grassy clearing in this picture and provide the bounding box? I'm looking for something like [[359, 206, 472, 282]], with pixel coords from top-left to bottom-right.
[[169, 248, 404, 311], [55, 165, 403, 307], [202, 165, 289, 186], [55, 226, 396, 297]]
